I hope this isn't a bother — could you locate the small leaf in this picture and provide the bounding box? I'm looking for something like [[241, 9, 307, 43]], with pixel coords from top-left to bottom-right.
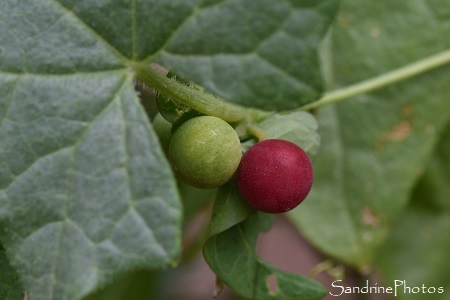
[[156, 96, 191, 125], [204, 182, 326, 299], [203, 213, 327, 300], [242, 111, 320, 155], [207, 179, 255, 237]]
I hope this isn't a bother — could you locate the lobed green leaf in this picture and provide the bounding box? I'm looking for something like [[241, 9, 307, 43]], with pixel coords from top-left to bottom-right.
[[0, 1, 183, 299], [154, 0, 340, 110]]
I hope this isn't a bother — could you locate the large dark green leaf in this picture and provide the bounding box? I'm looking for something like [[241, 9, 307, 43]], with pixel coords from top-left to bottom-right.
[[154, 0, 340, 110], [288, 0, 450, 268], [376, 121, 450, 300], [0, 1, 182, 300]]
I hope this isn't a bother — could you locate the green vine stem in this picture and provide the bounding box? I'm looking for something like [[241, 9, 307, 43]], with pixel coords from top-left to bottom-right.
[[247, 125, 268, 141], [301, 48, 450, 110], [132, 62, 270, 123], [134, 49, 450, 119], [308, 260, 344, 279]]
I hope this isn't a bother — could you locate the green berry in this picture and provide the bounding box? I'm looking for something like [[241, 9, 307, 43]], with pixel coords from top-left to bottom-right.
[[169, 116, 242, 189]]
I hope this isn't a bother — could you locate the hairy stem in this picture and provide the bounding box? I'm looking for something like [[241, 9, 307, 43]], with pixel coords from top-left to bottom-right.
[[132, 63, 270, 123], [302, 49, 450, 110]]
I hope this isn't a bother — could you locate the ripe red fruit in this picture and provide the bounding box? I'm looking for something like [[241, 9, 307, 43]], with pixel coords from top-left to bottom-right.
[[237, 139, 314, 213]]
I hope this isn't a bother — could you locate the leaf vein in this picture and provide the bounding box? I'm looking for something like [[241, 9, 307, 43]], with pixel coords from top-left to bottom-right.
[[49, 0, 128, 62]]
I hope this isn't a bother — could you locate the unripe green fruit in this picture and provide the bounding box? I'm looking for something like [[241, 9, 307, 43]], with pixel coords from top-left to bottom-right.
[[169, 116, 242, 189]]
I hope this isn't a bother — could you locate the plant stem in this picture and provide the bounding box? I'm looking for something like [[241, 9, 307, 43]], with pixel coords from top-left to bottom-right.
[[132, 63, 269, 123], [301, 49, 450, 110], [247, 125, 268, 141], [308, 260, 334, 278]]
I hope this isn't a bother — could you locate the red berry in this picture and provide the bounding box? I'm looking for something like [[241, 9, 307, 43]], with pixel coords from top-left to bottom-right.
[[237, 139, 313, 213]]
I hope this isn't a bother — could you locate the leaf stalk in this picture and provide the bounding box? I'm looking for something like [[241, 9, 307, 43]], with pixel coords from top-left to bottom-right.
[[302, 49, 450, 110]]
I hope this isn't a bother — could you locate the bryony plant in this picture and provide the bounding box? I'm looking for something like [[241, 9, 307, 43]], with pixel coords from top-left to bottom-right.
[[1, 1, 450, 300]]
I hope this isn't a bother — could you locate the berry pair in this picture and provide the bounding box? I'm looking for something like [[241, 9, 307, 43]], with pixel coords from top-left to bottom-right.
[[168, 116, 313, 213]]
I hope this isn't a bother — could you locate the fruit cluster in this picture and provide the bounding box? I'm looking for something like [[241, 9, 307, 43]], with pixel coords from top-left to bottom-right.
[[167, 116, 314, 213]]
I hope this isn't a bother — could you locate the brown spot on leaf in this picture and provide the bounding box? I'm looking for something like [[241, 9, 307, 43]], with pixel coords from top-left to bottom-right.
[[361, 206, 381, 228], [266, 274, 278, 295], [402, 103, 414, 120], [339, 16, 349, 28], [375, 103, 414, 152], [388, 121, 411, 141], [370, 27, 380, 37]]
